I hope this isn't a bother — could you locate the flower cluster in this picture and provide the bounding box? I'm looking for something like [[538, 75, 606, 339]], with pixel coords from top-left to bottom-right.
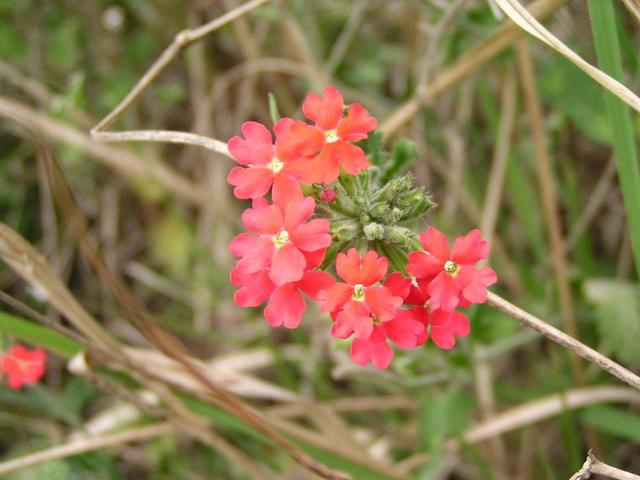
[[228, 87, 497, 369], [0, 344, 47, 390]]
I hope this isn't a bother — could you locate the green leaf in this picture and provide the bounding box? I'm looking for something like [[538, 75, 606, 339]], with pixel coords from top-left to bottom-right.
[[268, 92, 281, 124], [417, 390, 473, 451], [0, 310, 81, 358], [380, 138, 417, 184], [583, 278, 640, 368], [588, 0, 640, 278], [580, 405, 640, 442]]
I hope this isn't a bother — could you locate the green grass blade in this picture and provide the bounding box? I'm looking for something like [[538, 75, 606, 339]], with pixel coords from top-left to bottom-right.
[[587, 0, 640, 276], [0, 310, 81, 357]]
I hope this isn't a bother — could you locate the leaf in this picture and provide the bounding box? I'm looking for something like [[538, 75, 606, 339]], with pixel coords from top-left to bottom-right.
[[580, 405, 640, 442], [417, 390, 474, 451], [380, 138, 417, 184], [0, 310, 81, 358], [583, 279, 640, 368], [493, 0, 640, 113]]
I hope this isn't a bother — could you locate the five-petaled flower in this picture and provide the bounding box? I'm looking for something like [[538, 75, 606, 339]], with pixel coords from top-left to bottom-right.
[[406, 227, 497, 312], [318, 249, 403, 340], [231, 249, 334, 329], [1, 345, 47, 390], [230, 193, 332, 286], [227, 120, 307, 204], [283, 86, 377, 184]]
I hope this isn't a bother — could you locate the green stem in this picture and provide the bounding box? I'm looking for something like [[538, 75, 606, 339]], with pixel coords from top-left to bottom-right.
[[587, 0, 640, 277]]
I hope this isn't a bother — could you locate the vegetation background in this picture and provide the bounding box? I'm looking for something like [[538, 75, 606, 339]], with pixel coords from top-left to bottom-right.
[[0, 0, 639, 478]]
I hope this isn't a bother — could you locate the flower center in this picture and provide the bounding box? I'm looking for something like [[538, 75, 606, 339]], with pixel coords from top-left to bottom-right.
[[268, 157, 284, 173], [443, 260, 459, 275], [273, 230, 289, 248], [325, 129, 339, 144], [352, 283, 366, 301]]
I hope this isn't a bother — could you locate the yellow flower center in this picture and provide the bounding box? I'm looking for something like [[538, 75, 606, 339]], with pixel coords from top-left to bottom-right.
[[352, 283, 366, 301], [273, 230, 289, 248], [443, 260, 459, 275], [325, 129, 339, 144], [268, 157, 284, 173]]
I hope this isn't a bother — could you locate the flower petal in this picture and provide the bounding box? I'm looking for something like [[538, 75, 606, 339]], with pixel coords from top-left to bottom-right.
[[337, 103, 377, 141], [359, 250, 388, 285], [451, 229, 489, 265], [318, 282, 353, 312], [406, 251, 442, 279], [302, 86, 344, 131], [333, 141, 370, 176], [365, 286, 402, 322], [242, 203, 283, 235], [227, 166, 274, 199], [290, 219, 332, 252], [297, 271, 335, 299], [383, 272, 412, 300], [282, 196, 315, 230], [228, 121, 274, 166], [264, 284, 306, 328], [383, 310, 425, 349], [427, 272, 460, 312], [269, 243, 306, 285], [418, 227, 450, 261]]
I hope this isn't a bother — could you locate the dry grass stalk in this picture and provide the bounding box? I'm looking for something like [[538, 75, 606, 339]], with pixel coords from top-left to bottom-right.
[[494, 0, 640, 112]]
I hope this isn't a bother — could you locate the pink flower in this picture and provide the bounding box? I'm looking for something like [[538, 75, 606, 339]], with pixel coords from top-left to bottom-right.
[[351, 310, 425, 369], [231, 249, 334, 329], [318, 249, 403, 339], [229, 193, 332, 286], [406, 227, 497, 312], [405, 280, 471, 349], [280, 86, 377, 184], [227, 120, 308, 203], [1, 345, 46, 390]]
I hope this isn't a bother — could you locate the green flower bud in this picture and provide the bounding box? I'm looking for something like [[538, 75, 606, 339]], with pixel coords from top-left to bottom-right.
[[369, 201, 391, 222], [331, 218, 361, 242], [363, 222, 385, 240]]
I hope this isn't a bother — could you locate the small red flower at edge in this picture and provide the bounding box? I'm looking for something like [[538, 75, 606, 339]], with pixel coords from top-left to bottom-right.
[[1, 345, 47, 390], [406, 227, 497, 312]]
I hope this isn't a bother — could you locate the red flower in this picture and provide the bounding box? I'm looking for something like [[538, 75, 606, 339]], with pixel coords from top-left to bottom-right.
[[406, 227, 497, 312], [280, 86, 377, 184], [405, 277, 471, 349], [227, 120, 306, 203], [318, 249, 403, 339], [229, 193, 332, 285], [231, 250, 334, 329], [1, 345, 46, 390], [351, 309, 426, 369]]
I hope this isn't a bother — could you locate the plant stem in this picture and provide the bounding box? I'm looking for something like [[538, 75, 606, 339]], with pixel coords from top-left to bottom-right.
[[587, 0, 640, 277]]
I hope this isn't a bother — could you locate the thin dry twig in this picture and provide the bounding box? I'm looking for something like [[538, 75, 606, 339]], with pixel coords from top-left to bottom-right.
[[0, 96, 209, 206], [570, 450, 640, 480], [397, 386, 640, 475], [494, 0, 640, 112], [381, 0, 570, 138], [516, 40, 583, 382], [46, 136, 350, 480], [91, 0, 271, 153], [0, 423, 175, 476], [481, 65, 517, 246], [487, 292, 640, 391]]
